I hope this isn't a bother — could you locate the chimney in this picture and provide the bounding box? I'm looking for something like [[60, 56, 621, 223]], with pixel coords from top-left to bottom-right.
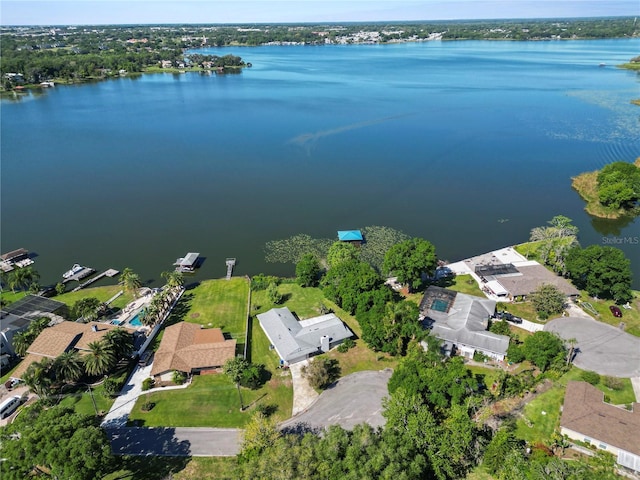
[[320, 335, 330, 353]]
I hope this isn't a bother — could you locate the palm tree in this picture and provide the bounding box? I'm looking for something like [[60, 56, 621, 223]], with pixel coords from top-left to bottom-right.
[[141, 301, 160, 327], [84, 341, 116, 376], [119, 267, 142, 298], [23, 357, 55, 397], [54, 351, 84, 384], [12, 331, 31, 357], [103, 329, 133, 359], [161, 270, 184, 289], [566, 337, 578, 365]]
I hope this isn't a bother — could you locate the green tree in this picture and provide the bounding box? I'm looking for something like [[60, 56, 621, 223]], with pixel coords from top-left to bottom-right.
[[565, 245, 633, 303], [240, 411, 281, 460], [23, 357, 55, 397], [326, 241, 359, 268], [161, 270, 184, 289], [529, 284, 566, 320], [383, 237, 437, 291], [84, 340, 116, 376], [522, 331, 565, 372], [12, 330, 31, 357], [0, 405, 113, 480], [103, 328, 133, 359], [295, 253, 321, 287], [55, 282, 66, 295], [266, 281, 283, 305], [119, 267, 142, 298], [322, 258, 383, 314], [483, 428, 521, 474], [224, 356, 250, 410], [53, 351, 84, 384], [301, 357, 341, 390], [72, 297, 102, 321], [596, 161, 640, 209], [7, 267, 39, 293]]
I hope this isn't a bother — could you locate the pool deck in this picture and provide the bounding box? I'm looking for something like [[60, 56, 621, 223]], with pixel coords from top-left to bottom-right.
[[111, 294, 155, 329]]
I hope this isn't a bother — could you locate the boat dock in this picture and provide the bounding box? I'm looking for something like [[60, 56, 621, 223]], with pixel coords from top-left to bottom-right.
[[62, 267, 96, 284], [225, 258, 236, 280], [0, 248, 34, 273], [71, 268, 119, 292], [174, 252, 200, 273]]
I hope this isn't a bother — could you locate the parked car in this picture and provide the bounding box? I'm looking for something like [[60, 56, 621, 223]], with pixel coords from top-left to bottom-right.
[[609, 305, 623, 318]]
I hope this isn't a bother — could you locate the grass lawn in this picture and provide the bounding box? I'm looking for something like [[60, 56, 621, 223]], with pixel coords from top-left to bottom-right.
[[180, 278, 250, 348], [58, 382, 116, 417], [128, 372, 291, 427], [465, 466, 497, 480], [515, 365, 637, 445], [1, 290, 28, 307], [446, 274, 486, 297], [56, 285, 133, 311], [498, 301, 540, 323], [575, 291, 640, 337], [515, 383, 565, 444], [467, 365, 501, 393], [325, 339, 397, 377], [104, 456, 237, 480]]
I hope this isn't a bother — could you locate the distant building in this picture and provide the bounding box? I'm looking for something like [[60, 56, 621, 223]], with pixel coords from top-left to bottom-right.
[[257, 307, 354, 365], [150, 322, 236, 382], [420, 286, 509, 361], [0, 295, 67, 356], [560, 381, 640, 472], [337, 230, 363, 246]]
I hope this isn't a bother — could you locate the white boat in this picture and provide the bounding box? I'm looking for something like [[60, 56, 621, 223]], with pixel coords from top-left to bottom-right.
[[63, 264, 85, 279]]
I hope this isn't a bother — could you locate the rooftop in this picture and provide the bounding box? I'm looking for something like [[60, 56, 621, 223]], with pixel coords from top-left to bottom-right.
[[150, 322, 236, 376], [561, 381, 640, 457], [337, 230, 363, 242]]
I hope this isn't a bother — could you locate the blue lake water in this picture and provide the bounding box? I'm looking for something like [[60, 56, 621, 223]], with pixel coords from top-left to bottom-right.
[[1, 39, 639, 286]]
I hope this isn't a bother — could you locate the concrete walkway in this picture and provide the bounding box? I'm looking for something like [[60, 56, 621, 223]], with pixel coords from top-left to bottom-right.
[[101, 363, 153, 427], [289, 360, 319, 416], [631, 377, 640, 403]]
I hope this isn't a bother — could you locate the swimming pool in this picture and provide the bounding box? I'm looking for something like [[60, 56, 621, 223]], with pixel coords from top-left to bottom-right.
[[430, 299, 450, 313], [129, 314, 142, 327]]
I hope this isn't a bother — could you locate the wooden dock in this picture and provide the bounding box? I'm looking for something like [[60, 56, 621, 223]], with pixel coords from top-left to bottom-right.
[[225, 258, 236, 280], [70, 268, 119, 292]]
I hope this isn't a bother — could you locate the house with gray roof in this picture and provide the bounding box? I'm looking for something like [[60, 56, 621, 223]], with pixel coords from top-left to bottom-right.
[[257, 307, 354, 365], [420, 286, 509, 361]]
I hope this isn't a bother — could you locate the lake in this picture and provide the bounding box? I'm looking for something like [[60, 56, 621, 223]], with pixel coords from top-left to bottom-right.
[[1, 39, 639, 287]]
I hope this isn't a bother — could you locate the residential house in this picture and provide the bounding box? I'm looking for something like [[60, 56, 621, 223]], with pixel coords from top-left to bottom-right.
[[560, 381, 640, 472], [10, 321, 127, 380], [420, 286, 509, 361], [257, 307, 354, 365], [150, 322, 236, 382], [0, 295, 67, 356]]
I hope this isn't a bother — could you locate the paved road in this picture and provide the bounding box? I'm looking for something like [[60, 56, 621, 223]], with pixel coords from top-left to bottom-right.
[[280, 369, 392, 432], [545, 316, 640, 378], [107, 427, 242, 456]]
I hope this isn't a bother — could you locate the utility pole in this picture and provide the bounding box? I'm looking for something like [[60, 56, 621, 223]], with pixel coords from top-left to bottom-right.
[[87, 385, 98, 416]]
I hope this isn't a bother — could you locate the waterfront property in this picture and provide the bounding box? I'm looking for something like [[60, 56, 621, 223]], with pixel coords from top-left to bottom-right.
[[150, 322, 236, 382], [420, 286, 510, 361], [448, 247, 580, 301], [174, 252, 200, 273], [560, 381, 640, 472], [257, 307, 354, 365], [0, 248, 33, 272], [10, 321, 132, 380], [0, 295, 68, 356]]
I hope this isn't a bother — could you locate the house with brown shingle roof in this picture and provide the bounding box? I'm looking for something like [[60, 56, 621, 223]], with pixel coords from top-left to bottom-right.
[[10, 321, 127, 380], [560, 381, 640, 472], [150, 322, 236, 381]]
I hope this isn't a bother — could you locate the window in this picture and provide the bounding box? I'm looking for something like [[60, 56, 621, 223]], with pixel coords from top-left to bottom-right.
[[598, 443, 607, 450], [584, 437, 591, 444]]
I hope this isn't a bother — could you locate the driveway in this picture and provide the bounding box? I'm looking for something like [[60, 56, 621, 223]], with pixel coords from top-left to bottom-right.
[[107, 427, 242, 456], [279, 369, 392, 432], [545, 316, 640, 378], [101, 363, 153, 428]]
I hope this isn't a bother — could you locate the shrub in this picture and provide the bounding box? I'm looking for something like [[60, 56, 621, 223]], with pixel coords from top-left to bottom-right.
[[172, 370, 187, 385], [102, 377, 124, 397], [602, 376, 624, 391], [580, 370, 600, 385], [141, 401, 155, 412], [337, 338, 355, 353], [473, 351, 488, 362], [251, 274, 280, 291], [301, 357, 341, 390], [142, 377, 155, 391]]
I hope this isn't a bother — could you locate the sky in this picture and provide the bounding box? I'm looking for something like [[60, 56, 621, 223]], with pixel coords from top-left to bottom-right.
[[1, 0, 637, 26]]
